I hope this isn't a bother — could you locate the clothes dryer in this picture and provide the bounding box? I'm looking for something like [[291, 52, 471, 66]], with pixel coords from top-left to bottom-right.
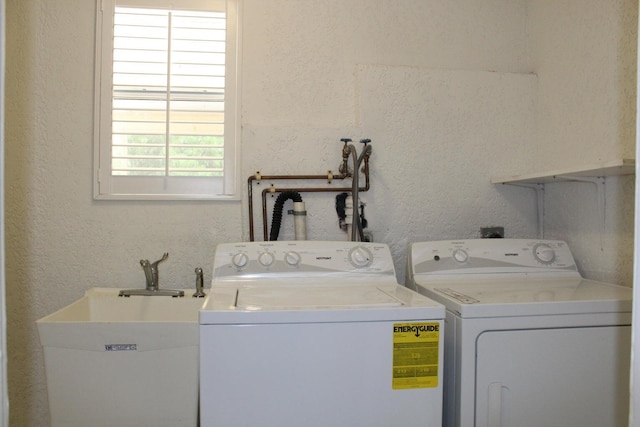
[[200, 241, 445, 427], [406, 239, 632, 427]]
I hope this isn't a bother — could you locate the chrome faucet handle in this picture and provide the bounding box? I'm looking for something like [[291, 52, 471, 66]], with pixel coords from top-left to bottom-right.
[[150, 252, 169, 269]]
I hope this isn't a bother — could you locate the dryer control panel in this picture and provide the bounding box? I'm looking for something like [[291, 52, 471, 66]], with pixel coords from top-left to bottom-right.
[[409, 239, 579, 277], [213, 241, 397, 284]]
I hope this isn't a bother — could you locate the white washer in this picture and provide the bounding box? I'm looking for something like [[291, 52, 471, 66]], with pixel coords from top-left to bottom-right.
[[406, 239, 632, 427], [200, 241, 445, 427]]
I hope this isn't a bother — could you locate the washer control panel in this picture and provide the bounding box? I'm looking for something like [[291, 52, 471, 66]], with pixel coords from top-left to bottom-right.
[[410, 239, 579, 276], [213, 241, 395, 282]]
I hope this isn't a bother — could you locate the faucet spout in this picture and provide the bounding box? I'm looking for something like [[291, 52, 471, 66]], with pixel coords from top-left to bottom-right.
[[140, 252, 169, 291], [140, 260, 153, 290]]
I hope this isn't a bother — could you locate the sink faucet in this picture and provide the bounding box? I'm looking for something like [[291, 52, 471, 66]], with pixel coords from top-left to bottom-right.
[[141, 252, 168, 291], [119, 252, 184, 297]]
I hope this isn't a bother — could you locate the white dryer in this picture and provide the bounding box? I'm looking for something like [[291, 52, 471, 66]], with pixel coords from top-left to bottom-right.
[[406, 239, 632, 427], [200, 241, 445, 427]]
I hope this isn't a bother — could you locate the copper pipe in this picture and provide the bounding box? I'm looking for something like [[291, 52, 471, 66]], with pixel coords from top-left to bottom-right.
[[248, 172, 350, 241], [258, 158, 371, 241]]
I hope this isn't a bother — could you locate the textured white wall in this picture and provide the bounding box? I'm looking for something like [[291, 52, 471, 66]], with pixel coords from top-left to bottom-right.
[[5, 1, 243, 424], [3, 0, 635, 425], [526, 0, 637, 285], [241, 0, 537, 275], [528, 0, 637, 168]]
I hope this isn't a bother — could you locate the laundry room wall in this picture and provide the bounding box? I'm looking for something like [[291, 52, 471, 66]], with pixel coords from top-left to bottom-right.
[[241, 0, 539, 271], [524, 0, 637, 285], [3, 0, 635, 425]]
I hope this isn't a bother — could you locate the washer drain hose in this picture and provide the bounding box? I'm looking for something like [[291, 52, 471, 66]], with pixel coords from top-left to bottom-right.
[[269, 191, 306, 241]]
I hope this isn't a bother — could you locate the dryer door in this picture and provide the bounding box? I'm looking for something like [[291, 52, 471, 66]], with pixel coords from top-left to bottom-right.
[[475, 326, 630, 427]]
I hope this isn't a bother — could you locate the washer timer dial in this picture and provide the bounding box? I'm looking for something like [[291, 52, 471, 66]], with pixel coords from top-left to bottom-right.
[[349, 246, 373, 268], [533, 243, 556, 264]]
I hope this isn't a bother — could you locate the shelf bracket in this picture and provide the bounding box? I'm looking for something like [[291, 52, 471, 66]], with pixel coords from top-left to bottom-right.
[[504, 183, 545, 239], [491, 159, 631, 250], [552, 175, 606, 250]]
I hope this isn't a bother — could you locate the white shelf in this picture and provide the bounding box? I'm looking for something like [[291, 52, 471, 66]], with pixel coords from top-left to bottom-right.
[[491, 158, 635, 243], [491, 158, 635, 185]]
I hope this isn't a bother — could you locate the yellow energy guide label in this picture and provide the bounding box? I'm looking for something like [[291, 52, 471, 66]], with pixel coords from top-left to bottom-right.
[[392, 322, 440, 389]]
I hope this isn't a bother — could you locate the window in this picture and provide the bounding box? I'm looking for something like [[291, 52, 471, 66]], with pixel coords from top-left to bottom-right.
[[94, 0, 240, 200]]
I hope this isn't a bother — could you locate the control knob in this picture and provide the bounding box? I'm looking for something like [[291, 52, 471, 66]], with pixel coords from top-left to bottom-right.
[[258, 251, 275, 267], [533, 243, 555, 264], [231, 252, 249, 269], [452, 248, 469, 263], [349, 246, 373, 268], [284, 251, 301, 267]]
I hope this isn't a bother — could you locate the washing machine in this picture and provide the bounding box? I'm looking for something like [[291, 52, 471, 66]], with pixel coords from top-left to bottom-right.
[[199, 241, 445, 427], [406, 239, 632, 427]]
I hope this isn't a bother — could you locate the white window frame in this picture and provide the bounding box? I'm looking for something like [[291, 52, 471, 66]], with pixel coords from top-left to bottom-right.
[[94, 0, 241, 200]]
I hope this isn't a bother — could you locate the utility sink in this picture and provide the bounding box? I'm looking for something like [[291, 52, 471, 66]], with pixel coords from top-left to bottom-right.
[[40, 287, 203, 321], [37, 288, 206, 427]]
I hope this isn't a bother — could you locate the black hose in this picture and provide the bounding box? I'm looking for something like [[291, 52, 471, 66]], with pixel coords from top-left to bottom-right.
[[269, 191, 303, 241]]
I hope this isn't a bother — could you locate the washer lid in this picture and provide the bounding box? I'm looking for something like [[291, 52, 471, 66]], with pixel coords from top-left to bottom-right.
[[199, 284, 444, 324], [416, 277, 632, 318], [236, 286, 404, 309]]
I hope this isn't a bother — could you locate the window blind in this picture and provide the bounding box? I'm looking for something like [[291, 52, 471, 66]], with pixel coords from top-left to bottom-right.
[[112, 7, 226, 177], [94, 0, 240, 200]]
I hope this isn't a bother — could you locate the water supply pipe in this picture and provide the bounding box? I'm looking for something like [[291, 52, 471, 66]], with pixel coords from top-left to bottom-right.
[[248, 172, 348, 241], [258, 156, 371, 241], [350, 140, 372, 241], [247, 140, 372, 241]]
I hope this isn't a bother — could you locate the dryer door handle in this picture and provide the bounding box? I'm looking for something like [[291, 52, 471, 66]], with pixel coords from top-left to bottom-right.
[[487, 382, 506, 427]]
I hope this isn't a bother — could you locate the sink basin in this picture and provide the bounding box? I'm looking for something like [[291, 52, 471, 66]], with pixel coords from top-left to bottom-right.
[[42, 287, 203, 321], [37, 288, 206, 427]]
